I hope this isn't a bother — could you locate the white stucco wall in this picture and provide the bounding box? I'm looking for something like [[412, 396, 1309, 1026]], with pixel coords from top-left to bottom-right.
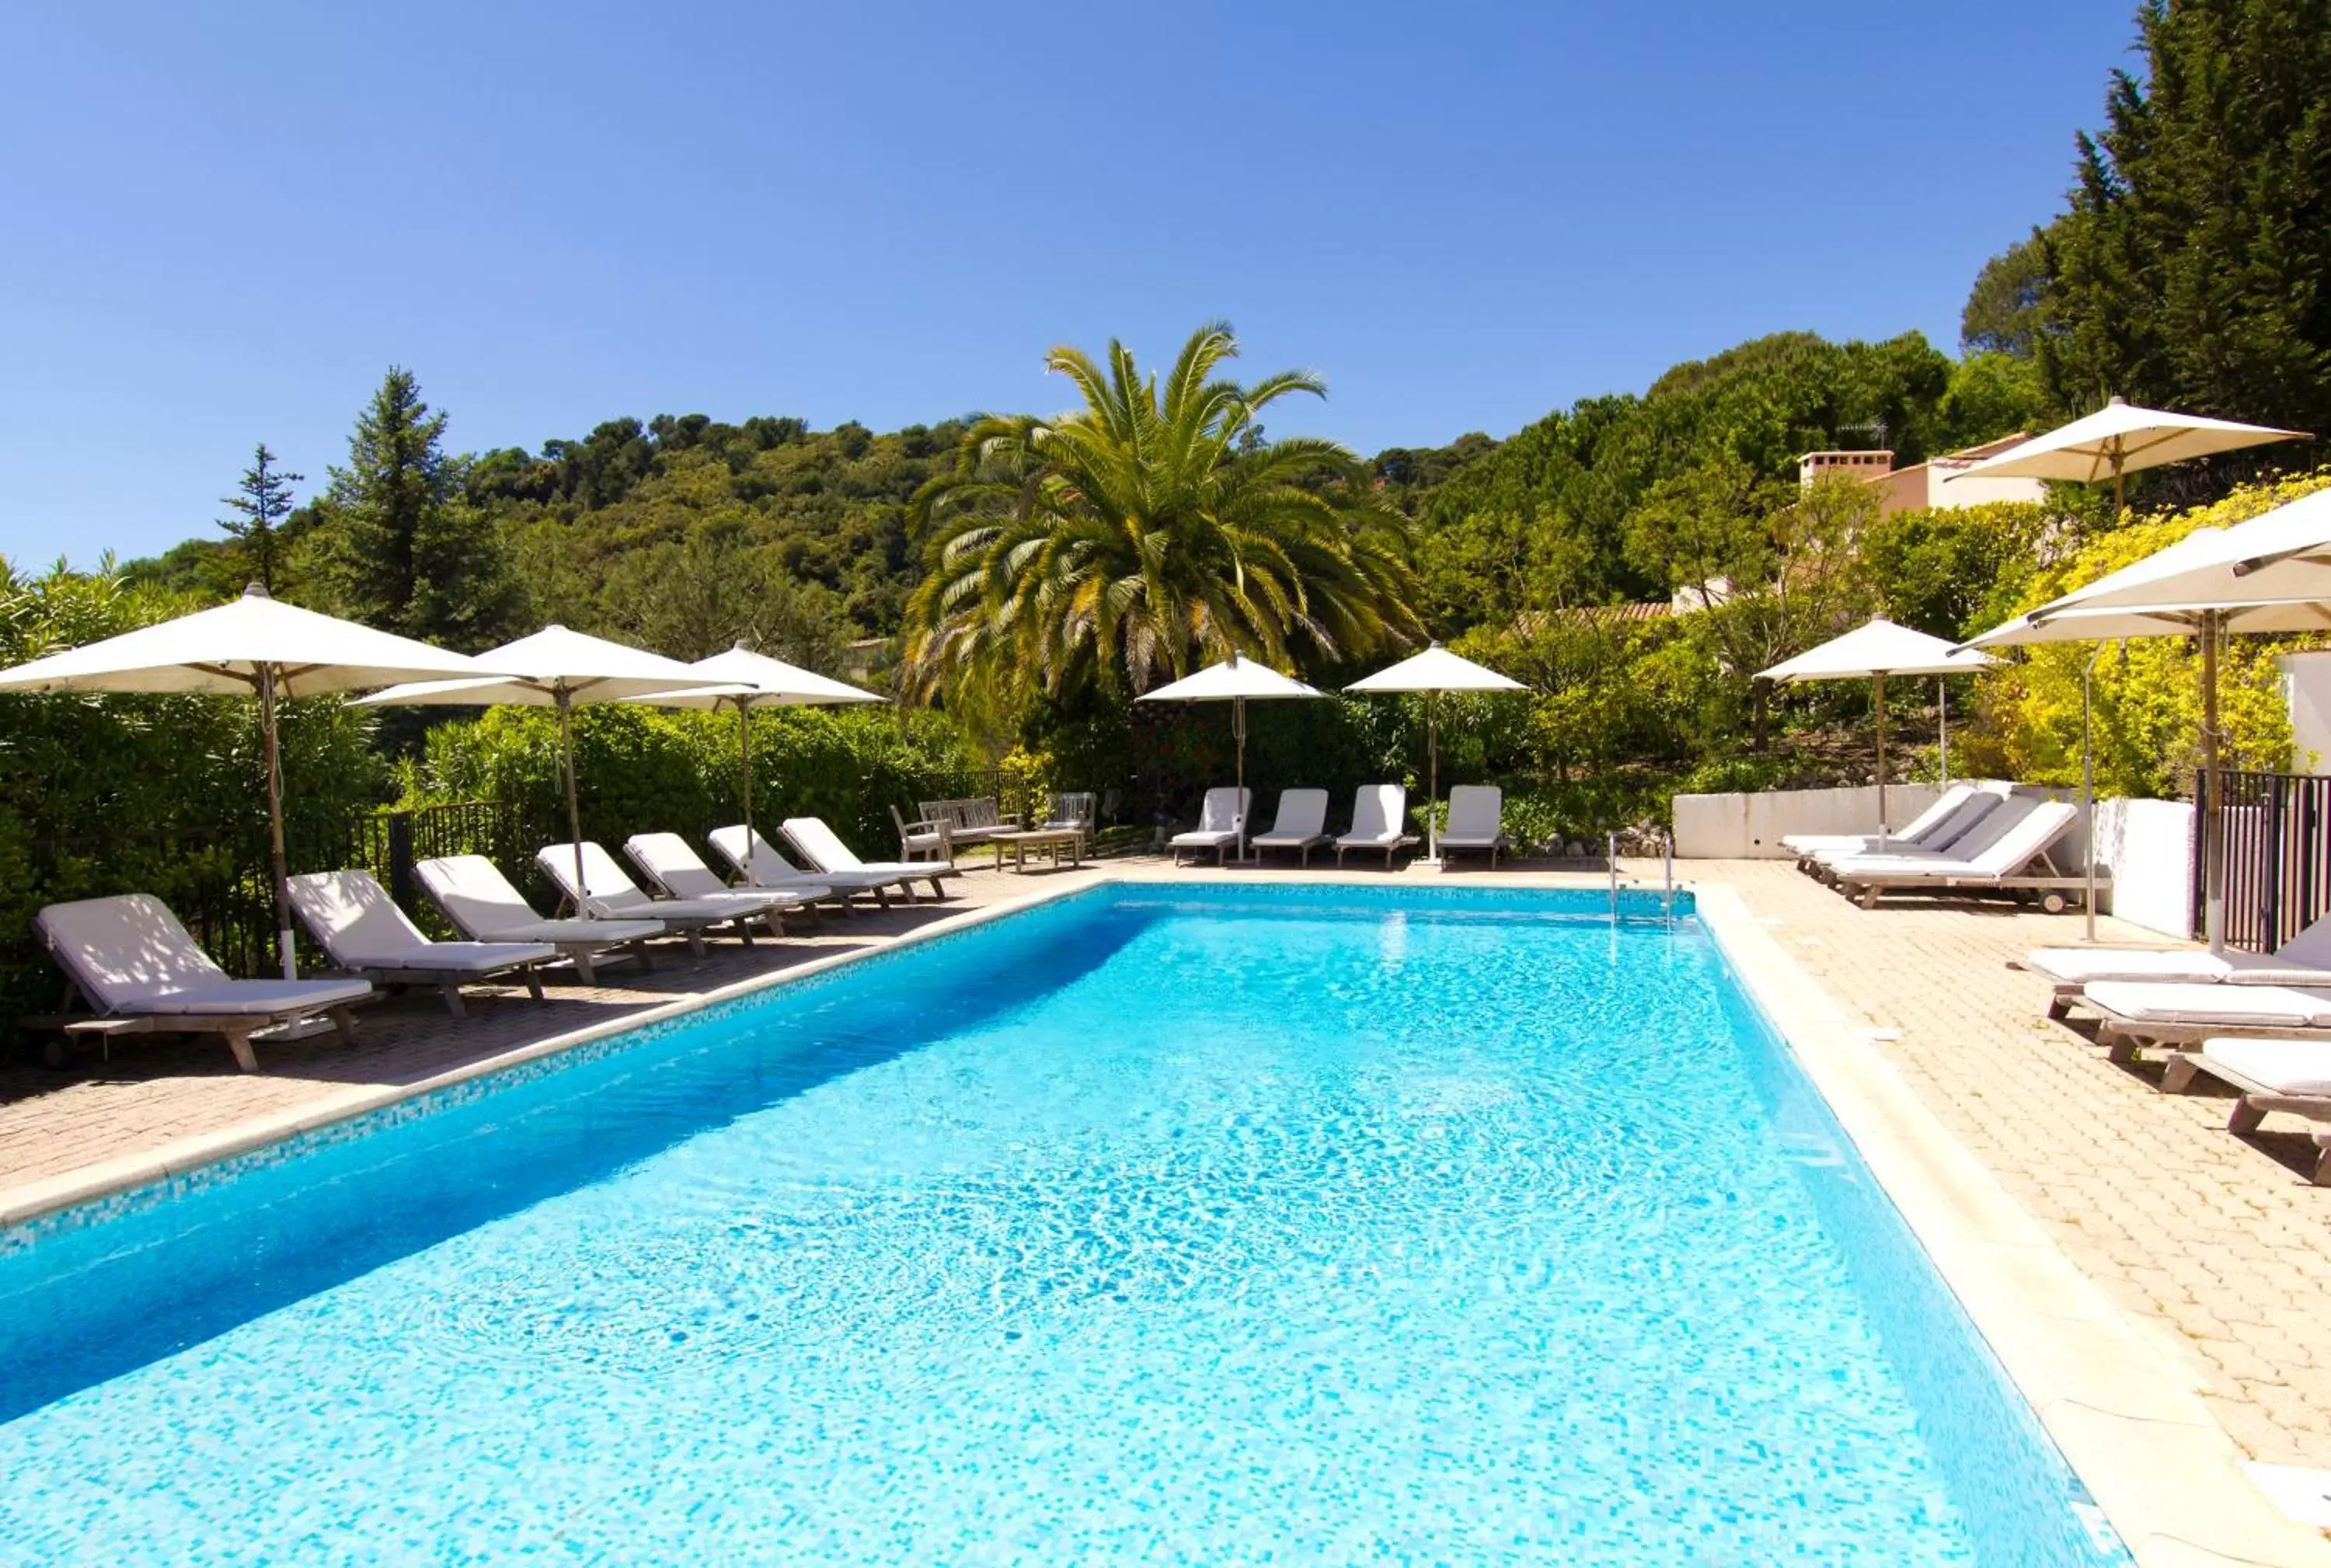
[[2091, 796, 2196, 939], [2276, 650, 2331, 774], [1672, 784, 1944, 859]]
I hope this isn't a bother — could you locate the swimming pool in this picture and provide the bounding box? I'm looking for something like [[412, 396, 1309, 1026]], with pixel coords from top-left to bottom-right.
[[0, 882, 2126, 1564]]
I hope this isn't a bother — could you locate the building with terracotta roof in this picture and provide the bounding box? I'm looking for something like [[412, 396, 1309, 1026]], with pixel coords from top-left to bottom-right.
[[1798, 434, 2047, 516]]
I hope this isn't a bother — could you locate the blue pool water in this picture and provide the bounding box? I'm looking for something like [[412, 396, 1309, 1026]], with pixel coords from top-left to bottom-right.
[[0, 884, 2124, 1565]]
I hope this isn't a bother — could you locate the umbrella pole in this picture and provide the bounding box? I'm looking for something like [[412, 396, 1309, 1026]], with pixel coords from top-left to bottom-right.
[[2201, 611, 2225, 952], [2083, 641, 2105, 942], [1427, 688, 1440, 863], [1233, 695, 1249, 863], [558, 689, 590, 918], [259, 663, 296, 981], [1874, 671, 1888, 846], [1939, 679, 1949, 786], [737, 699, 754, 845]]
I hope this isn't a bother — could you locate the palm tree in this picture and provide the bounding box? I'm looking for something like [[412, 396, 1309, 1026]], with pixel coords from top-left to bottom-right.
[[902, 322, 1422, 699]]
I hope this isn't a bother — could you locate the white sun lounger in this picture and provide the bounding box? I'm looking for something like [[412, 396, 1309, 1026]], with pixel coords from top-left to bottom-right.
[[288, 869, 555, 1017], [782, 817, 954, 900], [2081, 980, 2331, 1065], [706, 824, 906, 909], [1251, 789, 1330, 866], [623, 834, 829, 927], [1828, 801, 2091, 911], [33, 893, 371, 1071], [2023, 914, 2331, 1019], [1337, 784, 1414, 869], [1810, 793, 2027, 879], [2162, 1037, 2331, 1185], [414, 854, 665, 985], [1782, 783, 1980, 859], [1169, 787, 1249, 866], [538, 842, 795, 950], [1437, 784, 1511, 868]]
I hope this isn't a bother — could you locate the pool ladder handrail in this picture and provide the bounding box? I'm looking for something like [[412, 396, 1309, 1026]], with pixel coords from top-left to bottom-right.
[[1609, 831, 1679, 926]]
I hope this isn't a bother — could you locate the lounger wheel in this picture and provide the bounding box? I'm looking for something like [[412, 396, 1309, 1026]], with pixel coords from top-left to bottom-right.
[[37, 1035, 71, 1071], [2040, 891, 2068, 915]]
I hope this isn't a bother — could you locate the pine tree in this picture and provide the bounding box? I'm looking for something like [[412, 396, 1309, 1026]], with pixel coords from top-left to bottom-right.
[[309, 368, 525, 649], [216, 443, 301, 594], [2036, 0, 2331, 442]]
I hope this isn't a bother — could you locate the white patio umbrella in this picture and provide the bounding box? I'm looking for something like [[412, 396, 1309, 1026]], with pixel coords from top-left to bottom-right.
[[1948, 395, 2305, 516], [1758, 618, 1994, 845], [1136, 653, 1324, 862], [1345, 643, 1527, 864], [360, 625, 706, 909], [626, 643, 882, 845], [1973, 485, 2331, 946], [0, 584, 488, 977]]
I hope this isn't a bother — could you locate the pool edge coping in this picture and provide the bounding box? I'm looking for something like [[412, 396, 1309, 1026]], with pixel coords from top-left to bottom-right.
[[1690, 879, 2331, 1568]]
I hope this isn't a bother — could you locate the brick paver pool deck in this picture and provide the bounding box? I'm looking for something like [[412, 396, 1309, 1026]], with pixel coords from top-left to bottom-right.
[[4, 855, 2327, 1482]]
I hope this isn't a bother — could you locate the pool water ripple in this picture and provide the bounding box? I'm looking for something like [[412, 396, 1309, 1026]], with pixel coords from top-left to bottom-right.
[[0, 889, 2124, 1564]]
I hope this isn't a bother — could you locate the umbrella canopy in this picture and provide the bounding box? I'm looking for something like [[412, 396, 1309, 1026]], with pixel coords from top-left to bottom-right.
[[361, 625, 706, 907], [1137, 655, 1325, 862], [629, 643, 883, 842], [0, 584, 489, 977], [1758, 618, 1994, 682], [1964, 490, 2331, 950], [1139, 654, 1324, 704], [1949, 396, 2305, 512], [1347, 643, 1527, 862], [1346, 643, 1528, 696], [2008, 488, 2331, 622], [1757, 619, 1995, 841], [657, 644, 886, 709]]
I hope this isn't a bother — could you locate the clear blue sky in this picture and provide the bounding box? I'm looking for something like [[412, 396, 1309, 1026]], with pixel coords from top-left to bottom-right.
[[1, 0, 2134, 566]]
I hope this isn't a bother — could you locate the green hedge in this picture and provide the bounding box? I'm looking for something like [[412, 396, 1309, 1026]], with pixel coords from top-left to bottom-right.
[[400, 702, 983, 862]]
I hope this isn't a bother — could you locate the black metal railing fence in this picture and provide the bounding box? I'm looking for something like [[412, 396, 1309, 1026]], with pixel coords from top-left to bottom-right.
[[2198, 769, 2331, 953]]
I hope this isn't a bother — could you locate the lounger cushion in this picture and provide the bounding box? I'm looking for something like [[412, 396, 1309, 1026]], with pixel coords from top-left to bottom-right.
[[1441, 786, 1505, 848], [37, 894, 371, 1016], [2200, 1037, 2331, 1098], [709, 826, 903, 890], [539, 843, 796, 924], [2083, 981, 2331, 1028], [783, 818, 951, 877], [474, 918, 667, 946], [1170, 829, 1239, 848], [1255, 789, 1330, 845], [413, 856, 664, 945], [290, 870, 556, 970], [2025, 949, 2239, 986], [2025, 946, 2331, 988], [110, 977, 373, 1016]]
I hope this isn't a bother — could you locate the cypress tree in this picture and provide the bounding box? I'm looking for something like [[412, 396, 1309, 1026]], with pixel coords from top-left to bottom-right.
[[310, 368, 524, 649], [2037, 0, 2331, 440], [216, 443, 301, 594]]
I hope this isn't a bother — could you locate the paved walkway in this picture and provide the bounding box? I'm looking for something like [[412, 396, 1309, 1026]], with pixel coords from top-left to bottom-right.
[[3, 853, 2326, 1472]]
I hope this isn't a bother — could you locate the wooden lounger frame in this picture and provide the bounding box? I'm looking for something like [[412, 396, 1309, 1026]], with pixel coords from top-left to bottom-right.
[[1336, 833, 1419, 870], [333, 961, 546, 1019], [1438, 833, 1510, 869], [2158, 1053, 2331, 1186], [1838, 845, 2106, 911], [30, 979, 360, 1072], [1252, 832, 1329, 867]]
